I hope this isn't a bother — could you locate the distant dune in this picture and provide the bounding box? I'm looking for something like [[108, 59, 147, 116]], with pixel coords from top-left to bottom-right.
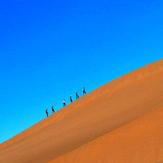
[[0, 59, 163, 163]]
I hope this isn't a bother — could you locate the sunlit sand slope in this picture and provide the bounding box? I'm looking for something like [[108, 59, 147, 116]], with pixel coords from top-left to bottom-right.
[[50, 104, 163, 163]]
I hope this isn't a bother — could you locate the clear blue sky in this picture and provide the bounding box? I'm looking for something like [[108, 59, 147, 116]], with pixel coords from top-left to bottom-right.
[[0, 0, 162, 143]]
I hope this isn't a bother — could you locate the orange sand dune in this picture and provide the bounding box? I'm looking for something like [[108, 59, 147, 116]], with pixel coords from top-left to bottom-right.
[[50, 105, 163, 163], [0, 59, 163, 163]]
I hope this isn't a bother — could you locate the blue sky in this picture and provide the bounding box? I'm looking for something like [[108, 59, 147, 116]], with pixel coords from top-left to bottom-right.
[[0, 0, 162, 143]]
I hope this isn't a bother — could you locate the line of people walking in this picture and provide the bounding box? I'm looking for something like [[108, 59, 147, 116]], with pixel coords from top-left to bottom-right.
[[45, 87, 87, 117]]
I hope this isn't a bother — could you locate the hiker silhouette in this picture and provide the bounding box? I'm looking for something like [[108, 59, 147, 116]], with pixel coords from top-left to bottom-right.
[[70, 96, 73, 103], [52, 106, 55, 113], [45, 109, 48, 117], [82, 87, 86, 95], [76, 92, 79, 99], [62, 99, 66, 107]]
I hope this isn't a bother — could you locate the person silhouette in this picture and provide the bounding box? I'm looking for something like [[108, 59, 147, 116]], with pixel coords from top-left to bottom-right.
[[45, 109, 49, 117], [70, 96, 73, 103], [62, 99, 66, 107], [82, 87, 86, 95], [76, 92, 79, 99], [52, 106, 55, 113]]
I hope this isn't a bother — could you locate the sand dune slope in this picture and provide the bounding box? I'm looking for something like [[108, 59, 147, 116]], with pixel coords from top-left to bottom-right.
[[51, 104, 163, 163], [0, 59, 163, 163]]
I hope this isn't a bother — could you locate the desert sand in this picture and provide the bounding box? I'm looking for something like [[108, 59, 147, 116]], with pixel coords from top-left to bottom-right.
[[0, 59, 163, 163], [50, 99, 163, 163]]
